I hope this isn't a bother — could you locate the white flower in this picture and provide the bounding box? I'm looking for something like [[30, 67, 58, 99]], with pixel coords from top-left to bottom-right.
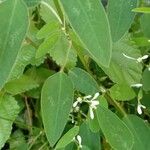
[[76, 135, 82, 148], [131, 83, 143, 88], [137, 55, 149, 63], [73, 97, 82, 107], [137, 102, 146, 115], [123, 53, 149, 63], [73, 93, 100, 119], [87, 92, 100, 119]]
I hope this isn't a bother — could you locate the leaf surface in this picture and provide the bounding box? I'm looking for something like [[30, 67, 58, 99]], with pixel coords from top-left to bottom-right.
[[69, 67, 99, 95], [56, 126, 79, 149], [60, 0, 112, 67], [96, 106, 134, 150], [0, 0, 29, 89], [41, 72, 74, 146], [123, 115, 150, 150], [102, 41, 142, 85], [0, 94, 20, 149], [108, 0, 137, 42]]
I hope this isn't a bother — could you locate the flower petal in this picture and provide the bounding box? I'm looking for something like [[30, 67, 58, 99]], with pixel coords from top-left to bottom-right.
[[89, 107, 94, 119]]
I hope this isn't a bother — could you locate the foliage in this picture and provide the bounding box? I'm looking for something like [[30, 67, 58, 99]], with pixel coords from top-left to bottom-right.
[[0, 0, 150, 149]]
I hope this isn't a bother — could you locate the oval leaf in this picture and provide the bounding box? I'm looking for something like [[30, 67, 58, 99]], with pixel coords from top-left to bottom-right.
[[60, 0, 112, 67], [108, 0, 137, 42], [96, 106, 134, 150], [41, 72, 74, 147], [0, 0, 29, 89], [68, 67, 99, 95], [123, 115, 150, 150], [56, 126, 79, 149]]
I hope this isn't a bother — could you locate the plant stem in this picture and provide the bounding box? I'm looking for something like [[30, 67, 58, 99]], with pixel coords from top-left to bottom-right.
[[24, 96, 33, 135]]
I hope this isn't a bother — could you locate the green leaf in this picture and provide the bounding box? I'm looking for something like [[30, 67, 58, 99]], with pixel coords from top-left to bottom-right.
[[50, 34, 77, 70], [8, 45, 36, 81], [60, 0, 112, 67], [56, 126, 79, 149], [36, 33, 60, 58], [110, 84, 136, 101], [25, 67, 55, 84], [36, 21, 59, 39], [142, 68, 150, 91], [140, 14, 150, 38], [132, 7, 150, 13], [24, 0, 41, 7], [41, 72, 74, 146], [102, 41, 142, 85], [96, 106, 134, 150], [108, 0, 137, 42], [0, 94, 20, 149], [68, 68, 99, 95], [0, 0, 29, 89], [79, 123, 101, 150], [123, 115, 150, 150], [4, 75, 39, 95], [9, 130, 28, 150], [40, 0, 57, 23]]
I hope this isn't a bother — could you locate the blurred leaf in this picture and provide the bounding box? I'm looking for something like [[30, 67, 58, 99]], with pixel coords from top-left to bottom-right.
[[140, 14, 150, 38], [96, 106, 134, 150], [4, 75, 39, 95], [37, 22, 59, 39], [110, 84, 136, 101], [24, 0, 41, 7], [132, 7, 150, 13], [40, 0, 57, 23], [60, 0, 112, 67], [123, 115, 150, 150], [0, 0, 29, 89], [79, 123, 101, 150], [69, 67, 99, 95], [41, 72, 74, 146], [142, 68, 150, 91], [0, 94, 20, 149], [108, 0, 137, 42], [25, 67, 55, 84], [56, 126, 79, 149], [9, 130, 27, 150]]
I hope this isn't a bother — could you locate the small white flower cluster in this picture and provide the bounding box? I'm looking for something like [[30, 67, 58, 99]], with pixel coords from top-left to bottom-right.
[[123, 53, 149, 63], [137, 101, 146, 115], [73, 135, 82, 148], [73, 92, 100, 120]]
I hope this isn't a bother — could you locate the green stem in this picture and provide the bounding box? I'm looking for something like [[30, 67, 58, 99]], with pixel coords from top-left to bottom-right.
[[53, 0, 64, 23]]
